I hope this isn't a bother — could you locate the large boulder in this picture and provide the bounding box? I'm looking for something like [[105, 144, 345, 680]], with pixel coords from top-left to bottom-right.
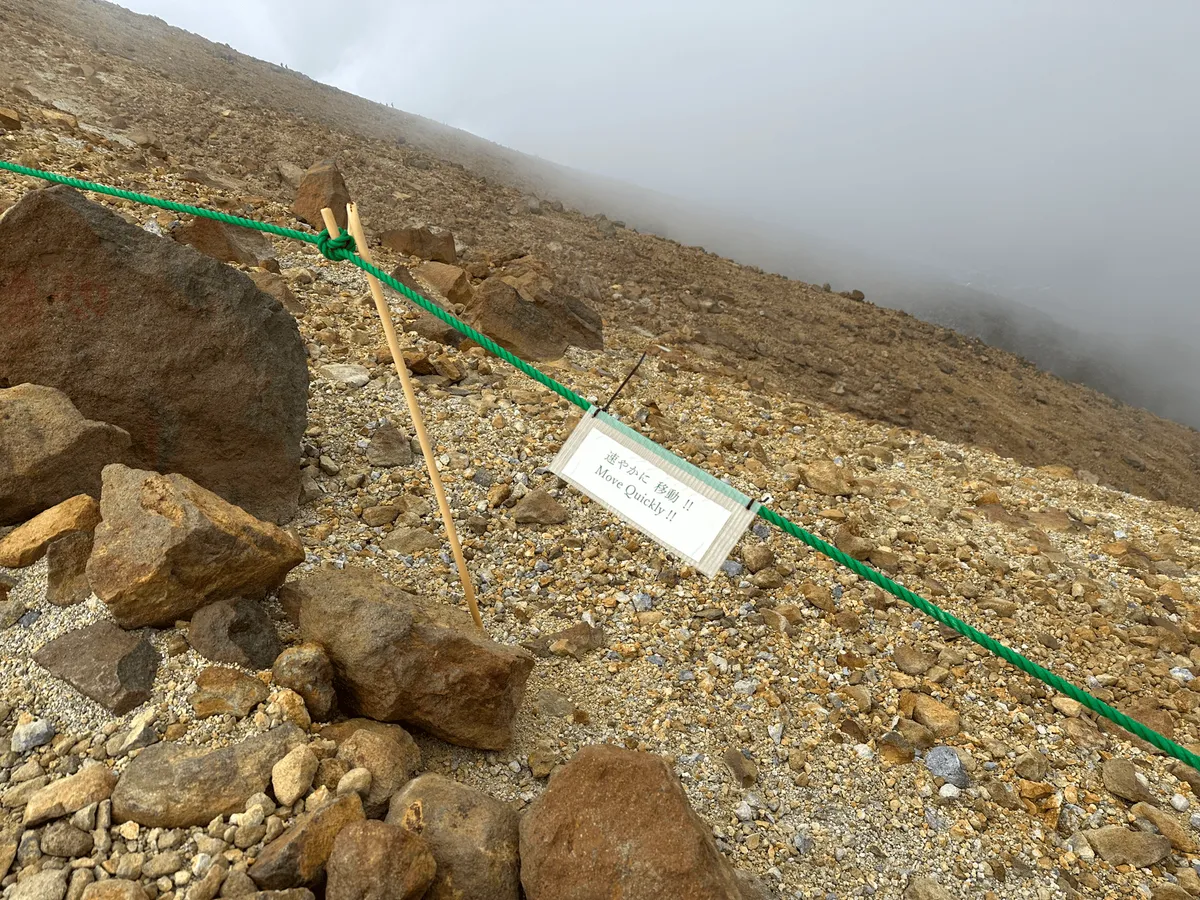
[[292, 159, 350, 231], [175, 217, 276, 268], [34, 622, 159, 715], [519, 745, 743, 900], [0, 186, 308, 523], [387, 774, 519, 900], [326, 820, 436, 900], [0, 384, 130, 526], [495, 257, 603, 351], [111, 725, 304, 827], [86, 465, 305, 629], [289, 568, 533, 750], [464, 269, 603, 362], [380, 226, 456, 265]]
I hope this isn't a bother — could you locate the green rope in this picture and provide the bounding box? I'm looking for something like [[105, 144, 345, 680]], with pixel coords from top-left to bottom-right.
[[4, 159, 1196, 771]]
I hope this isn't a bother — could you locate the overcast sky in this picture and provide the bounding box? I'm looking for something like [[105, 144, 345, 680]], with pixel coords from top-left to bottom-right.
[[117, 1, 1199, 341]]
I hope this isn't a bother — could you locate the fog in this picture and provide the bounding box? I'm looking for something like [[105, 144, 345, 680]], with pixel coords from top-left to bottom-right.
[[119, 0, 1200, 427]]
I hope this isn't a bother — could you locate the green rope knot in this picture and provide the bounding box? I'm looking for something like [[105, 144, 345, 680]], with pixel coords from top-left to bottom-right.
[[315, 229, 356, 261]]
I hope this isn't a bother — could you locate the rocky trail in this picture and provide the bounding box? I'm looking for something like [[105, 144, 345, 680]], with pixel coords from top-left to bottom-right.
[[1, 2, 1200, 900]]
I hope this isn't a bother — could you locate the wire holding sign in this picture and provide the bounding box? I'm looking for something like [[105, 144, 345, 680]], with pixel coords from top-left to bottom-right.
[[551, 410, 758, 576]]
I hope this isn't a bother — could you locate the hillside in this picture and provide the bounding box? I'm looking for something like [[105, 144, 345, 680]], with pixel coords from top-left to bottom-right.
[[3, 3, 1200, 900], [1, 0, 1198, 511]]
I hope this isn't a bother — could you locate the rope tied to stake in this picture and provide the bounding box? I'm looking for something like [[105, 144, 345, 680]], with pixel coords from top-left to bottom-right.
[[315, 228, 357, 261], [2, 158, 1198, 772]]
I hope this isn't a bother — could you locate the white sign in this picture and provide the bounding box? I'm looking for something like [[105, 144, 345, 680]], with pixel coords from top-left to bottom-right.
[[550, 410, 758, 576]]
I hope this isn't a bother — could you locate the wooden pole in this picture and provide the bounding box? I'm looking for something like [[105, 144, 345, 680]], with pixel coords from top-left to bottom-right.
[[320, 205, 484, 632]]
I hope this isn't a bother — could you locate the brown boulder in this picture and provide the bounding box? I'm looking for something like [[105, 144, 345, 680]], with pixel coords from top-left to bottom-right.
[[463, 278, 567, 361], [335, 726, 421, 818], [494, 257, 603, 352], [293, 159, 351, 230], [0, 384, 130, 526], [291, 568, 533, 749], [34, 622, 159, 715], [24, 763, 117, 827], [0, 186, 308, 523], [519, 745, 742, 900], [381, 226, 456, 264], [417, 262, 474, 307], [249, 793, 364, 890], [512, 489, 568, 526], [112, 725, 304, 827], [175, 217, 276, 268], [1084, 825, 1172, 868], [0, 107, 20, 130], [387, 774, 519, 900], [326, 820, 435, 900], [0, 494, 100, 568], [86, 465, 305, 629]]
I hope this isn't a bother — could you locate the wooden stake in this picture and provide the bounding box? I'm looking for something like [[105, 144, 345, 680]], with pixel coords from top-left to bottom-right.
[[320, 205, 484, 632]]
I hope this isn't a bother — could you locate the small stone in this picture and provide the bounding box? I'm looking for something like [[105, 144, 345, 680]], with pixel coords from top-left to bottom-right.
[[188, 599, 283, 671], [272, 645, 336, 722], [10, 870, 68, 900], [12, 718, 57, 754], [335, 726, 421, 818], [34, 622, 159, 715], [272, 747, 319, 808], [904, 876, 953, 900], [25, 764, 117, 826], [512, 489, 568, 526], [80, 879, 147, 900], [1014, 750, 1049, 781], [911, 695, 960, 738], [40, 821, 95, 858], [893, 645, 936, 677], [1084, 825, 1171, 867], [1132, 801, 1196, 852], [45, 531, 94, 606], [878, 731, 915, 767], [1102, 758, 1156, 805], [721, 748, 758, 788], [924, 746, 969, 788], [335, 768, 372, 799], [318, 365, 370, 389], [742, 544, 774, 574], [365, 425, 413, 468], [191, 668, 270, 719], [380, 528, 440, 556]]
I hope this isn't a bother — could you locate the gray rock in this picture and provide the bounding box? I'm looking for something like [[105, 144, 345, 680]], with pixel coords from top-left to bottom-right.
[[923, 746, 969, 788], [188, 598, 283, 670], [34, 622, 159, 715], [0, 186, 308, 523], [40, 821, 94, 857], [272, 644, 336, 721], [11, 718, 56, 753]]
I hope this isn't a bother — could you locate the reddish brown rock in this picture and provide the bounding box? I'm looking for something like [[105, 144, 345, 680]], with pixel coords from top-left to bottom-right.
[[190, 667, 270, 719], [0, 494, 100, 568], [519, 745, 743, 900], [86, 465, 304, 629], [292, 159, 351, 230], [417, 262, 473, 308], [326, 820, 435, 900], [380, 226, 456, 264], [387, 774, 519, 900], [175, 217, 276, 268], [0, 186, 308, 523], [291, 568, 533, 750], [0, 383, 130, 526]]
